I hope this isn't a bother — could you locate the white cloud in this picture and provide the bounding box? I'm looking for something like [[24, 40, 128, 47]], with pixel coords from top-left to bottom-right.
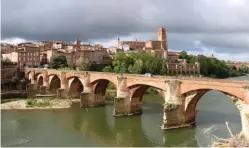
[[1, 37, 29, 45]]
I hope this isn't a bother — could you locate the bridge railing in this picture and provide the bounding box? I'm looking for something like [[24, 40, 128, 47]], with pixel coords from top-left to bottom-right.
[[24, 68, 249, 84]]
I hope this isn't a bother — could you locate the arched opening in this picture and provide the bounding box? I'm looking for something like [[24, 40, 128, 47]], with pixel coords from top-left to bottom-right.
[[129, 84, 165, 114], [92, 79, 117, 104], [184, 89, 242, 146], [28, 72, 32, 81], [37, 76, 43, 89], [68, 78, 84, 98], [49, 75, 61, 94]]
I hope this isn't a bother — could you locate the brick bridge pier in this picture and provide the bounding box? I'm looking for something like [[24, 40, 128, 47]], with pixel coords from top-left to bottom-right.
[[25, 68, 249, 139]]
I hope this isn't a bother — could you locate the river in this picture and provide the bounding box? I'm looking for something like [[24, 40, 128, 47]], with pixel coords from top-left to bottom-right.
[[1, 75, 249, 147]]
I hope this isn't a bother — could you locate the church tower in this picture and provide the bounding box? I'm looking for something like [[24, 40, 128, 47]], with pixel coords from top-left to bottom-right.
[[74, 39, 80, 50], [158, 26, 168, 50], [158, 27, 166, 41], [117, 37, 121, 48]]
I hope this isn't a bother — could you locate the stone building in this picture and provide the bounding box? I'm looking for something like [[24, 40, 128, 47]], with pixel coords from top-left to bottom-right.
[[2, 43, 40, 68], [41, 39, 111, 65], [17, 44, 41, 68]]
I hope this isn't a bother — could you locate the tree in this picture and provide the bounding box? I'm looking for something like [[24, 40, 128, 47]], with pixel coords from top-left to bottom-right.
[[179, 51, 188, 59], [51, 55, 68, 69], [1, 58, 14, 66], [102, 66, 113, 72], [75, 57, 90, 71], [160, 60, 168, 75], [239, 65, 249, 74], [129, 59, 143, 74], [68, 61, 76, 70]]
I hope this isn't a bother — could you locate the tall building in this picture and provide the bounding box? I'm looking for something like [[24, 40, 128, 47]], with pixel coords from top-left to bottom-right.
[[157, 26, 166, 41]]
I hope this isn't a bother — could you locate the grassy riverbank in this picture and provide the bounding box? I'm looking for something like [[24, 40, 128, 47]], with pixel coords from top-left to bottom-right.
[[1, 98, 72, 110]]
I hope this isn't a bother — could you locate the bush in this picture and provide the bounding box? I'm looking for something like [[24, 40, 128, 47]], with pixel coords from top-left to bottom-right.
[[102, 65, 113, 72], [51, 55, 68, 69]]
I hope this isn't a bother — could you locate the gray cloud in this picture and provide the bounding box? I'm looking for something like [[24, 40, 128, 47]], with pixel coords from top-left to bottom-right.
[[1, 0, 249, 57]]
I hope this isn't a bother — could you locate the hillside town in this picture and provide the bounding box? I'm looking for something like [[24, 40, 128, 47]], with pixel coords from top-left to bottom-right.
[[1, 27, 203, 75]]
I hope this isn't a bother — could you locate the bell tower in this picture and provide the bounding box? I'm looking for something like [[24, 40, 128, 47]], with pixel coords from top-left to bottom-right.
[[158, 27, 166, 41], [74, 39, 80, 50], [158, 27, 168, 50]]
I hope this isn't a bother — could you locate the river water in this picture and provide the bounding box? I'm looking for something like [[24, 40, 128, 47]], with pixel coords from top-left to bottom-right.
[[1, 75, 249, 147]]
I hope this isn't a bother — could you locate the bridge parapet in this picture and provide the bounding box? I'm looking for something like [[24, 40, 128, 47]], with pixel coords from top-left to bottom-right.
[[24, 68, 249, 84]]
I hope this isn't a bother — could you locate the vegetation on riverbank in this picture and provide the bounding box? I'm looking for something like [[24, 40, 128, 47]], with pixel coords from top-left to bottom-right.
[[1, 98, 72, 109], [103, 52, 167, 75], [43, 51, 249, 79], [26, 99, 50, 107], [179, 51, 249, 78]]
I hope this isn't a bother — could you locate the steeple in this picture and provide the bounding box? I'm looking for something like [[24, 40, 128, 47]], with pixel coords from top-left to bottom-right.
[[74, 38, 80, 50], [117, 37, 121, 48]]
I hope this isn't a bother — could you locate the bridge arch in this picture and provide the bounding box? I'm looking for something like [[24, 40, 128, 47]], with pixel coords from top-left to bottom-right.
[[27, 71, 32, 81], [37, 74, 44, 88], [183, 88, 244, 124], [181, 85, 246, 103], [128, 84, 166, 109], [49, 75, 61, 93], [92, 79, 117, 95], [67, 77, 84, 98]]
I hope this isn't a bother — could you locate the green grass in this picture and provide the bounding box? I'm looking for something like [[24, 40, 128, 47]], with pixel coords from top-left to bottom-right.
[[25, 99, 50, 107]]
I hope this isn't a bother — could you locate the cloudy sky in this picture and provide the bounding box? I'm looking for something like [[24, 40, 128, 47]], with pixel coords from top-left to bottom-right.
[[1, 0, 249, 61]]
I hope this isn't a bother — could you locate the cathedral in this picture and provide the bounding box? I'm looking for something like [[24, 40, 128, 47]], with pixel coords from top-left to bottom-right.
[[117, 27, 180, 63], [117, 27, 200, 75]]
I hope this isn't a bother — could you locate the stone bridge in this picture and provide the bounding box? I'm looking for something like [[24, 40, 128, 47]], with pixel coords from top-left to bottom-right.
[[226, 63, 249, 71], [24, 68, 249, 139]]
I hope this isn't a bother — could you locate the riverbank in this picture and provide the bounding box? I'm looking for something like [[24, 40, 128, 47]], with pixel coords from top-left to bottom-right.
[[1, 99, 79, 110]]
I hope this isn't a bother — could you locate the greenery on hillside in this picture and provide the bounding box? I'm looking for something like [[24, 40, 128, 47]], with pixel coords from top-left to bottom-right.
[[179, 51, 249, 78], [102, 52, 167, 75]]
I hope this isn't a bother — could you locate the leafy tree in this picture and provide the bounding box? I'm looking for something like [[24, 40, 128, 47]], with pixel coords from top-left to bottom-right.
[[179, 51, 188, 59], [239, 65, 249, 74], [51, 55, 68, 69], [1, 58, 14, 66], [111, 51, 167, 75], [179, 51, 245, 78], [68, 61, 76, 70], [75, 57, 91, 71], [102, 65, 113, 72], [160, 60, 168, 75], [129, 59, 143, 74]]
